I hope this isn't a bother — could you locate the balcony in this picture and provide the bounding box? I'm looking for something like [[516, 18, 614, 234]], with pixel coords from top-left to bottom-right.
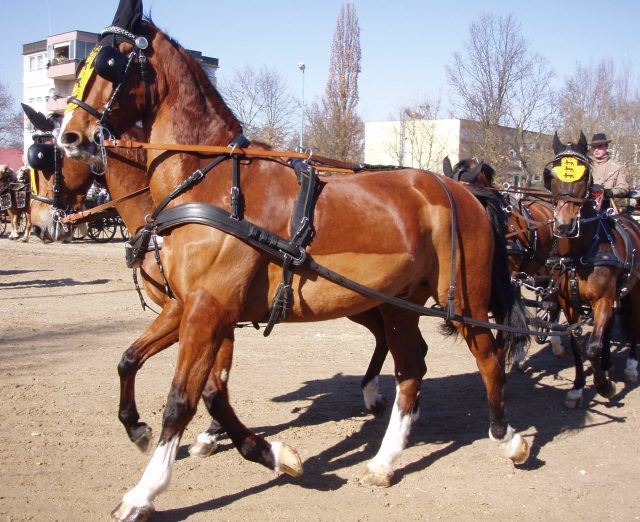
[[46, 97, 68, 113], [47, 59, 79, 80]]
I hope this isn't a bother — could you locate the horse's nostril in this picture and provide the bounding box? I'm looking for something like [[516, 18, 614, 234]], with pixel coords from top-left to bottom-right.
[[60, 131, 82, 146]]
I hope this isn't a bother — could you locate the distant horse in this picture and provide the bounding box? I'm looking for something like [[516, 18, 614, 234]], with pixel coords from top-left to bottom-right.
[[59, 14, 529, 520], [543, 132, 640, 407], [443, 157, 562, 358], [0, 164, 32, 242]]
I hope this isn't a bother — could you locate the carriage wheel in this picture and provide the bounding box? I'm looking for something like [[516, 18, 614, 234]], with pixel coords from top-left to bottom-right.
[[0, 213, 7, 236], [88, 217, 118, 243], [119, 221, 130, 240]]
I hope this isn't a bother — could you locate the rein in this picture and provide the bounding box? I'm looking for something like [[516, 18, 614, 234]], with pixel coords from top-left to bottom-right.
[[60, 186, 150, 224]]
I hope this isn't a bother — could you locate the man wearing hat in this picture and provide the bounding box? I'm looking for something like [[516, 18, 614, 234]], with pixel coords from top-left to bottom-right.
[[589, 132, 629, 198]]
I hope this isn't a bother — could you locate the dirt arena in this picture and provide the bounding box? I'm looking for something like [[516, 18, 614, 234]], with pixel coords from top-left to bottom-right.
[[1, 237, 639, 521]]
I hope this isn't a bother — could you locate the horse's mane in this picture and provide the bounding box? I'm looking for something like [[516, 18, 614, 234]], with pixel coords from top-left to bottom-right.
[[454, 158, 496, 186], [143, 20, 243, 138]]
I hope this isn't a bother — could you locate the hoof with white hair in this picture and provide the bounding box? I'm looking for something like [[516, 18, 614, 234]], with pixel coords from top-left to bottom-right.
[[362, 377, 387, 417], [489, 425, 530, 465], [272, 441, 303, 477], [111, 502, 153, 522], [564, 388, 583, 408], [188, 431, 218, 458], [360, 465, 394, 488]]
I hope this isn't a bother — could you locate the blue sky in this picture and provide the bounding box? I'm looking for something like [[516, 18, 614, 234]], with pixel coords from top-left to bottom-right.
[[1, 0, 639, 122]]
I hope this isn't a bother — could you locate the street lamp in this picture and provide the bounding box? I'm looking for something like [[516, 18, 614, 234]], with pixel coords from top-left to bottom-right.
[[298, 62, 305, 151]]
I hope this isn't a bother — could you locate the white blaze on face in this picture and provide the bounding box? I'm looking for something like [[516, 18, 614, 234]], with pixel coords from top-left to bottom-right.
[[57, 110, 75, 149]]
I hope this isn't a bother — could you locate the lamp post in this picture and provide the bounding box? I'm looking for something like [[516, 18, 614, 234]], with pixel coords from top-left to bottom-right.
[[298, 62, 305, 151]]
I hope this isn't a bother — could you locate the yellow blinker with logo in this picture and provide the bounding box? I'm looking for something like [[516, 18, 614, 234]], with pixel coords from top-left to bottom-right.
[[65, 45, 103, 113], [553, 157, 587, 182]]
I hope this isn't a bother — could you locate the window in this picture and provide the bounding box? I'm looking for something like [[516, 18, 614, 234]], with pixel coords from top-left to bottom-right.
[[36, 54, 44, 69], [29, 56, 36, 71]]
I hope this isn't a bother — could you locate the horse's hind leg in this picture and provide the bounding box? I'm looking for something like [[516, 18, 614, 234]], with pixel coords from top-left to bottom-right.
[[361, 307, 425, 487], [461, 323, 529, 464], [624, 291, 639, 382], [8, 211, 19, 239], [117, 299, 182, 451], [193, 334, 303, 475]]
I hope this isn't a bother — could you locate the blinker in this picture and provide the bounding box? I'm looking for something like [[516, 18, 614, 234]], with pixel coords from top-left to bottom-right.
[[27, 143, 57, 171], [95, 46, 129, 84]]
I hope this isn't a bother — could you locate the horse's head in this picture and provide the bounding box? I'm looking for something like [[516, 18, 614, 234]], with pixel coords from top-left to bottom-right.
[[0, 164, 13, 183], [544, 131, 592, 238], [28, 135, 95, 242], [443, 157, 495, 187], [58, 21, 159, 167]]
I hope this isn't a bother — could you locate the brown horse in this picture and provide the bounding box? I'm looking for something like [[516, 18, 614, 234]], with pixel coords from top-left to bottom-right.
[[59, 15, 529, 521], [0, 164, 33, 242], [43, 117, 427, 456], [543, 132, 640, 407], [443, 157, 562, 359]]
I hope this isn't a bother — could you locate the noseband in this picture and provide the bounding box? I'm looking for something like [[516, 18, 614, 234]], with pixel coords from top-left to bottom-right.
[[67, 25, 151, 152]]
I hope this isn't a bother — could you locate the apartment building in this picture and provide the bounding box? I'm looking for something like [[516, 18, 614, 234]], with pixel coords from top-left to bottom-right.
[[22, 30, 219, 156]]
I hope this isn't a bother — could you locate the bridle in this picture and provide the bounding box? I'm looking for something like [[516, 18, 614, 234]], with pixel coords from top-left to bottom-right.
[[545, 149, 596, 238], [66, 25, 152, 168]]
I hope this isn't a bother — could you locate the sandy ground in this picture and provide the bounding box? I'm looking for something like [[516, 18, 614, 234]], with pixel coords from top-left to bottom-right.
[[1, 236, 639, 522]]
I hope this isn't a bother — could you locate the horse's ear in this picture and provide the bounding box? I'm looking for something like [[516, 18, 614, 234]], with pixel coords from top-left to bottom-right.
[[543, 168, 553, 191], [577, 131, 588, 156], [443, 156, 453, 178], [21, 103, 55, 132], [469, 161, 483, 180], [552, 132, 563, 155]]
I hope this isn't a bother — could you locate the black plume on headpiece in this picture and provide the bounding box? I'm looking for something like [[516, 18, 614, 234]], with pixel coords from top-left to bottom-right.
[[110, 0, 143, 33]]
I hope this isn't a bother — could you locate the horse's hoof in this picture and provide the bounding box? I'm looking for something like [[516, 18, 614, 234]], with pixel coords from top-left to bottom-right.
[[564, 389, 583, 409], [188, 439, 217, 458], [597, 380, 617, 400], [509, 435, 530, 465], [8, 236, 15, 241], [132, 426, 153, 453], [21, 237, 29, 243], [551, 341, 565, 357], [360, 468, 393, 488], [111, 502, 153, 522], [272, 441, 303, 477]]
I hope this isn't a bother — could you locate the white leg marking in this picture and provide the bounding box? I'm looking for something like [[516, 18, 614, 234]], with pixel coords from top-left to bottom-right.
[[551, 337, 565, 357], [488, 425, 524, 459], [367, 385, 414, 476], [219, 368, 229, 383], [121, 433, 180, 510], [362, 376, 382, 411], [624, 358, 638, 381]]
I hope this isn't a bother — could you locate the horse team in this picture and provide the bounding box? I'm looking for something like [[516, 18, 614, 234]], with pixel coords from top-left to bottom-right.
[[16, 3, 640, 520]]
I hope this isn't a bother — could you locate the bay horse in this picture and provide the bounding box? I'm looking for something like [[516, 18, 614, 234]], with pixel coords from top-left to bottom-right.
[[443, 157, 562, 360], [543, 132, 640, 407], [59, 15, 530, 520], [0, 164, 33, 242], [23, 105, 425, 453]]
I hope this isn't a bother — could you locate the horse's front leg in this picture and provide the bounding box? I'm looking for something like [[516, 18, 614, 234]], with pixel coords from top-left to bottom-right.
[[9, 212, 19, 239], [587, 298, 617, 399], [117, 299, 182, 451], [112, 289, 227, 522], [20, 211, 32, 242], [192, 334, 302, 475]]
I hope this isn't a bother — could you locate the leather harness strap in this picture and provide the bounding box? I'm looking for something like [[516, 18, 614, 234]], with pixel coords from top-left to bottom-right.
[[60, 186, 151, 224]]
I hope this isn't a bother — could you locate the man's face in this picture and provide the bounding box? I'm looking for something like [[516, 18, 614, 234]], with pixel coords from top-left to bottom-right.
[[592, 144, 608, 160]]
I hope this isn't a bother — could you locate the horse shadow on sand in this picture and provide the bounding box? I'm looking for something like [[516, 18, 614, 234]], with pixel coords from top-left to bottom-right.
[[158, 340, 636, 521]]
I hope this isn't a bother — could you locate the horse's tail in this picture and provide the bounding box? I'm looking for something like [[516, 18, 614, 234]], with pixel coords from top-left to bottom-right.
[[466, 185, 530, 362]]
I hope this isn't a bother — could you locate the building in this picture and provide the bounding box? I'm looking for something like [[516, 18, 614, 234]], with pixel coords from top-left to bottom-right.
[[22, 30, 219, 157], [364, 117, 550, 186]]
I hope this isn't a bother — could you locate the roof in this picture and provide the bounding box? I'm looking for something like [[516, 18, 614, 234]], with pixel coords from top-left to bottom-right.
[[0, 148, 24, 170]]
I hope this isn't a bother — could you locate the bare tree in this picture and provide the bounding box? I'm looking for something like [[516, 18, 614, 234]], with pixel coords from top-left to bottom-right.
[[557, 60, 640, 187], [306, 3, 363, 162], [219, 66, 297, 149], [385, 99, 447, 170], [0, 82, 23, 148], [447, 13, 555, 185]]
